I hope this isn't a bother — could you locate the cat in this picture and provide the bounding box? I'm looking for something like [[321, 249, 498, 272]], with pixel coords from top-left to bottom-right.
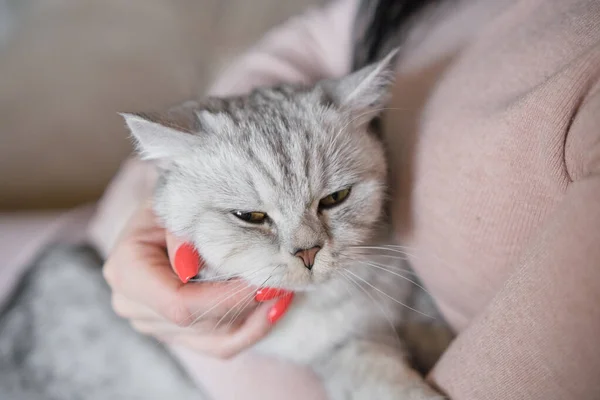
[[122, 49, 447, 400]]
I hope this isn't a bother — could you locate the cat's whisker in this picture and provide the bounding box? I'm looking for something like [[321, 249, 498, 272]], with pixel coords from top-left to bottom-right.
[[212, 288, 256, 332], [352, 245, 454, 272], [337, 270, 403, 347], [372, 244, 424, 251], [347, 249, 412, 266], [188, 265, 270, 283], [359, 256, 416, 271], [185, 267, 269, 326], [224, 289, 258, 332], [351, 255, 420, 277], [343, 269, 433, 319], [365, 260, 419, 277], [355, 254, 439, 276], [351, 246, 419, 265], [352, 243, 432, 255], [356, 250, 410, 258], [351, 245, 411, 253], [187, 280, 251, 327], [147, 279, 255, 346], [188, 275, 231, 283], [357, 253, 409, 261], [345, 249, 420, 276], [218, 265, 279, 330], [225, 274, 277, 331], [219, 264, 280, 332], [354, 261, 432, 296], [335, 270, 357, 298]]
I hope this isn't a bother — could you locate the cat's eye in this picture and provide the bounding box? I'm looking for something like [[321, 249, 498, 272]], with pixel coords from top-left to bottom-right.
[[232, 211, 268, 224], [319, 188, 351, 209]]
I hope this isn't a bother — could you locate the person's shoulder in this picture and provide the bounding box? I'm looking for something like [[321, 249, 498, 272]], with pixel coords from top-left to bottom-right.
[[507, 0, 600, 182], [561, 0, 600, 181], [565, 72, 600, 182]]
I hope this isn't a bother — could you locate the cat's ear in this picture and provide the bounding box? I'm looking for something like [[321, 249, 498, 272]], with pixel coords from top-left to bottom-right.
[[120, 100, 204, 162], [322, 48, 398, 115]]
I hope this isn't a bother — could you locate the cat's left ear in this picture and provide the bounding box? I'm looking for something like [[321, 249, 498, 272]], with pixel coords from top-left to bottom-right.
[[322, 48, 399, 116], [120, 100, 205, 163]]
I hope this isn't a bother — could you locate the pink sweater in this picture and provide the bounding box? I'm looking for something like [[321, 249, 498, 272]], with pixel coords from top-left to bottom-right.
[[89, 0, 600, 398]]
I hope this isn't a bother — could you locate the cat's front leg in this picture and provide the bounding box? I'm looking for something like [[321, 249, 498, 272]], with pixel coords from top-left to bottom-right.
[[315, 339, 444, 400]]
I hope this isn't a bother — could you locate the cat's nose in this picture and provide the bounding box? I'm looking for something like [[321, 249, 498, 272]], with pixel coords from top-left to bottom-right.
[[294, 246, 321, 270]]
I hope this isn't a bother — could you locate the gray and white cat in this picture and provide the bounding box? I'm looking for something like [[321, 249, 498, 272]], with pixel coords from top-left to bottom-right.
[[123, 50, 446, 400]]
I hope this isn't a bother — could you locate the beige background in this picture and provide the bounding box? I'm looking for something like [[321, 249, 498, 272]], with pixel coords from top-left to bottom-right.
[[0, 0, 320, 210]]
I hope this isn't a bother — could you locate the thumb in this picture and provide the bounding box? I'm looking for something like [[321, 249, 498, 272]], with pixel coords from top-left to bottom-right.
[[166, 231, 203, 283]]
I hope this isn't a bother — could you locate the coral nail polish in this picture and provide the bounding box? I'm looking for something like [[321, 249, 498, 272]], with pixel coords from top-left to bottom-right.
[[174, 243, 201, 283], [254, 287, 288, 302], [267, 293, 294, 324]]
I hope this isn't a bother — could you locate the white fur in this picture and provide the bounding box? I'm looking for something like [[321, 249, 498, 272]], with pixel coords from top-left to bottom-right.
[[124, 53, 443, 399]]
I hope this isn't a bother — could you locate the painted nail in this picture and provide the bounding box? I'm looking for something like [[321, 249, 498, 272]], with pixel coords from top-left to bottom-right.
[[267, 293, 294, 324], [174, 243, 201, 283], [254, 287, 288, 302]]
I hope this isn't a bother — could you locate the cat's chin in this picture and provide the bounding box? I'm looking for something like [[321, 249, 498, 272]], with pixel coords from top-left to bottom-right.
[[278, 282, 321, 292], [270, 271, 339, 292]]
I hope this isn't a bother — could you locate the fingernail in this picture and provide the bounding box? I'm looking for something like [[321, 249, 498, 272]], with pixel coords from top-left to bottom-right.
[[174, 243, 201, 283], [254, 287, 289, 302], [267, 293, 294, 324]]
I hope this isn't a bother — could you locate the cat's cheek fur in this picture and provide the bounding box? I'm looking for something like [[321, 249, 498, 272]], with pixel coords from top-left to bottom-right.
[[309, 248, 337, 283], [193, 223, 283, 282]]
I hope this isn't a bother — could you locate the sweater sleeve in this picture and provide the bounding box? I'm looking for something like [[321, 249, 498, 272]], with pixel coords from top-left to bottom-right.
[[428, 88, 600, 399], [207, 0, 357, 97]]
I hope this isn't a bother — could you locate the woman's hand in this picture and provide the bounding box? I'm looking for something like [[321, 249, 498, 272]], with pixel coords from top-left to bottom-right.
[[102, 201, 293, 359]]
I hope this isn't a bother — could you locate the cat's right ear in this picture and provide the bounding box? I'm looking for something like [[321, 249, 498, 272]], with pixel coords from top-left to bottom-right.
[[320, 48, 399, 120], [120, 101, 203, 163]]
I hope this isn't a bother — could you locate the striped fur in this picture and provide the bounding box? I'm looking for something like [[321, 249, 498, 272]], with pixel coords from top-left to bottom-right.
[[124, 53, 448, 399]]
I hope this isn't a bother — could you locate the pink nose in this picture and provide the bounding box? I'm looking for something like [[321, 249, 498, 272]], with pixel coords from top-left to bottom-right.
[[294, 246, 321, 270]]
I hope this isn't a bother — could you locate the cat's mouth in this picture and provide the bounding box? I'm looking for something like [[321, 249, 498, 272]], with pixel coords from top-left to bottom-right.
[[192, 247, 340, 290], [269, 263, 338, 291]]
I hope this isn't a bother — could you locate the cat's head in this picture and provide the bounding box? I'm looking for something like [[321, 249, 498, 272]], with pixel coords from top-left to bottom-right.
[[122, 52, 397, 291]]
